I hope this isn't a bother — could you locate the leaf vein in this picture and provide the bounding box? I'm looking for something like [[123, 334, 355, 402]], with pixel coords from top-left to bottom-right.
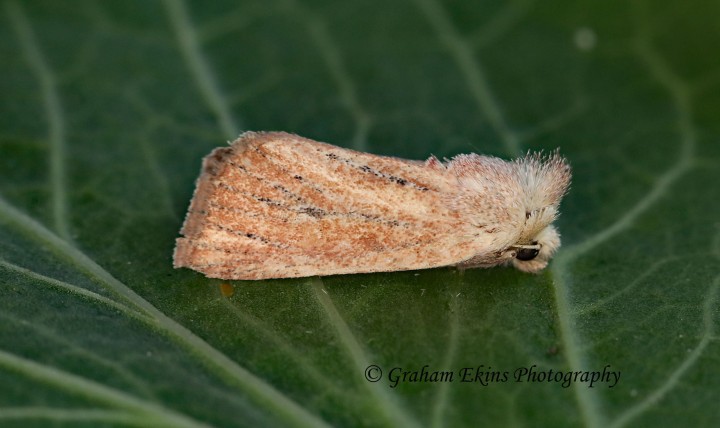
[[549, 4, 700, 426], [291, 2, 372, 151], [412, 0, 521, 156], [0, 259, 149, 321], [218, 298, 347, 396], [430, 274, 463, 428], [609, 276, 719, 428], [6, 1, 71, 242], [0, 350, 210, 428], [0, 407, 155, 426], [309, 277, 422, 428], [163, 0, 242, 139]]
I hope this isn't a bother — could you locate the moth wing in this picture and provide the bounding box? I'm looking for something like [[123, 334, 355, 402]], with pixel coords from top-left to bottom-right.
[[174, 132, 494, 279]]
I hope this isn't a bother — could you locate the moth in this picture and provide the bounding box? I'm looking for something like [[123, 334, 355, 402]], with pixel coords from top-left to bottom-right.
[[173, 132, 571, 280]]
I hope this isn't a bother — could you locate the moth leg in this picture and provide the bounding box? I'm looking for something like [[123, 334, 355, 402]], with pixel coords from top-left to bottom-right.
[[454, 250, 515, 269]]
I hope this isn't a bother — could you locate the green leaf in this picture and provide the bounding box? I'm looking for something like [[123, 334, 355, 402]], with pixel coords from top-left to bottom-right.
[[1, 0, 719, 427]]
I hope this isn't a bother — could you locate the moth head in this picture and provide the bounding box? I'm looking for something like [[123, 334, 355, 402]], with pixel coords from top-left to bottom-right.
[[508, 225, 561, 273], [509, 151, 571, 273], [447, 150, 571, 273]]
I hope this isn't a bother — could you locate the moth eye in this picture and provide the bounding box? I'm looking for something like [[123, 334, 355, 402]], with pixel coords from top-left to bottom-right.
[[516, 248, 540, 261]]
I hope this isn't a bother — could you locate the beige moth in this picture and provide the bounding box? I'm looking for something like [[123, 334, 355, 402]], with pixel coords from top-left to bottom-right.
[[173, 132, 571, 280]]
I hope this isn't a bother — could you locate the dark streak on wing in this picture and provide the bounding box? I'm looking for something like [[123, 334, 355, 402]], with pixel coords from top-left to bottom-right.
[[324, 152, 430, 191], [211, 180, 410, 227]]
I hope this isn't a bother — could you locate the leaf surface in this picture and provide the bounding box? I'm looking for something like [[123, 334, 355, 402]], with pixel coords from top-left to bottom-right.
[[1, 0, 719, 427]]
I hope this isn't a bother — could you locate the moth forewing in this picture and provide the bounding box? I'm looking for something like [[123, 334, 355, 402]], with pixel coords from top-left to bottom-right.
[[174, 132, 487, 279]]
